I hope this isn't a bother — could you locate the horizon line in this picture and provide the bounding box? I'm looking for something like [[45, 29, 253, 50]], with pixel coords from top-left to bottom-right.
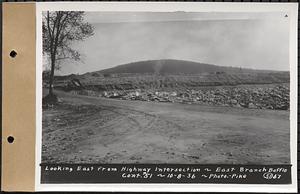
[[49, 58, 290, 76]]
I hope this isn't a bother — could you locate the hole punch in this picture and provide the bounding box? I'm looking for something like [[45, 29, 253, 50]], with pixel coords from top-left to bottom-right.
[[9, 50, 17, 58], [7, 136, 14, 143]]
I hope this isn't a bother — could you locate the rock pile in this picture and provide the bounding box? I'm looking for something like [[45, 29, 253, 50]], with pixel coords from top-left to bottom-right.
[[100, 84, 289, 110]]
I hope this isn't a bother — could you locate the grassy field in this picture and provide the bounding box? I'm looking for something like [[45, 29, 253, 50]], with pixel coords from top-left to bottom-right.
[[42, 89, 290, 164]]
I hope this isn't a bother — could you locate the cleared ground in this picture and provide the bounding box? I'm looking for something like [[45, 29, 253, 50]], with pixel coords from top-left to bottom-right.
[[42, 90, 290, 164]]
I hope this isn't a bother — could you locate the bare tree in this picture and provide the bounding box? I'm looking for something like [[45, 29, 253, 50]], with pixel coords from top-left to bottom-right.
[[43, 11, 94, 99]]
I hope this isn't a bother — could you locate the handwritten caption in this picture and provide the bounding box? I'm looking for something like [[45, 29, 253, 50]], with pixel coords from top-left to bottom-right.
[[42, 164, 291, 183]]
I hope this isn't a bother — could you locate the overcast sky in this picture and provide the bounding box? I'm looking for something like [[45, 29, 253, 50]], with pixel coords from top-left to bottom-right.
[[47, 12, 290, 75]]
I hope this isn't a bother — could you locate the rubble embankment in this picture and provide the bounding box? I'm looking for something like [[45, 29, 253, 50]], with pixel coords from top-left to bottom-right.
[[70, 84, 289, 111]]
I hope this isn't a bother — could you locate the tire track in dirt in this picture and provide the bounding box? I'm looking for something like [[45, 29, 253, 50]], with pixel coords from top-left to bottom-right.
[[80, 104, 187, 163], [99, 104, 186, 143], [101, 107, 143, 129]]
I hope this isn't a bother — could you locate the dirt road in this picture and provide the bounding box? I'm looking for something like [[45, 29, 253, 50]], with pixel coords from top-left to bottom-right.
[[42, 91, 290, 164]]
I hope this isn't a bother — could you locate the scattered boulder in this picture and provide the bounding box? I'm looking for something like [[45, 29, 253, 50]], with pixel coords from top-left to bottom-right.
[[248, 102, 257, 109]]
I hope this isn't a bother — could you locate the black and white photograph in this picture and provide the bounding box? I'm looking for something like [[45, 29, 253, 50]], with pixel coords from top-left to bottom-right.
[[37, 2, 297, 190]]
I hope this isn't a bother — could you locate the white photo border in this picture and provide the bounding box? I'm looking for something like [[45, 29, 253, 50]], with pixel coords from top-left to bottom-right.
[[35, 2, 298, 192]]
